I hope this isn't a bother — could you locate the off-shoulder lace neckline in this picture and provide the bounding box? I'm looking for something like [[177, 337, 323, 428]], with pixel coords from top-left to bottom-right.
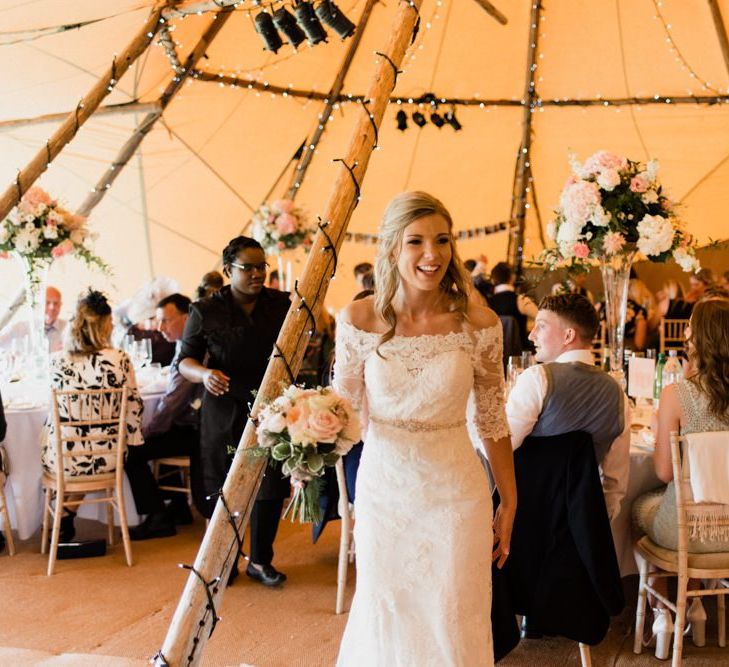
[[337, 316, 497, 341]]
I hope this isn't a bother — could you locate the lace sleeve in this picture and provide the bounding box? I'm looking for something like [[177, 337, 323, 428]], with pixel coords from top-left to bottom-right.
[[472, 323, 510, 443], [332, 318, 370, 414]]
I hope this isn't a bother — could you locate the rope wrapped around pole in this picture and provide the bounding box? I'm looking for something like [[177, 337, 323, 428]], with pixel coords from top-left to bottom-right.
[[0, 0, 173, 221], [157, 1, 423, 664]]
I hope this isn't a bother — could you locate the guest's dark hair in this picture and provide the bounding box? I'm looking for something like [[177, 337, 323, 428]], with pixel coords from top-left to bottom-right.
[[490, 262, 512, 286], [195, 271, 224, 300], [361, 270, 375, 291], [688, 298, 729, 419], [353, 262, 373, 278], [222, 236, 263, 277], [538, 293, 599, 342], [463, 259, 477, 272], [157, 293, 191, 314]]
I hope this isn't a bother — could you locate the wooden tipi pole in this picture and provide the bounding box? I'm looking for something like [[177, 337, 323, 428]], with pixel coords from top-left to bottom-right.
[[507, 0, 541, 281], [285, 0, 379, 200], [157, 2, 422, 665], [0, 0, 173, 221], [708, 0, 729, 78], [0, 102, 159, 131], [76, 10, 234, 217]]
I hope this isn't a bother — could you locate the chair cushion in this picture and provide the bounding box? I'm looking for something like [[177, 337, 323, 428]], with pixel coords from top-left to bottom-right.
[[636, 535, 729, 571]]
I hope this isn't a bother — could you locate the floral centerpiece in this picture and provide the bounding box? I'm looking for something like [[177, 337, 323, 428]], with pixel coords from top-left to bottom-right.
[[0, 187, 107, 368], [540, 150, 700, 378], [251, 198, 313, 255], [254, 384, 361, 523]]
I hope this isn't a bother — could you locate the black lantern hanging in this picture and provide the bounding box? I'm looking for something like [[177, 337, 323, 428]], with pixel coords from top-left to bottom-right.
[[445, 109, 462, 131], [294, 1, 328, 45], [255, 11, 283, 53], [411, 111, 427, 127], [315, 0, 355, 40], [396, 109, 408, 131], [273, 7, 306, 48]]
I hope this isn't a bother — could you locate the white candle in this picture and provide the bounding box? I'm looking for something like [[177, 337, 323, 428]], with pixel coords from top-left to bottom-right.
[[286, 261, 292, 292], [276, 255, 284, 289]]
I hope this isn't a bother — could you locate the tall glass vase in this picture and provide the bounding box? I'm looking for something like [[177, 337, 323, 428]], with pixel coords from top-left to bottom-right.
[[13, 252, 51, 377], [599, 249, 636, 388]]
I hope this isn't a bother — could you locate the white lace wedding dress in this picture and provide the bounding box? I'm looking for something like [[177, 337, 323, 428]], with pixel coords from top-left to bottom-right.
[[333, 318, 509, 667]]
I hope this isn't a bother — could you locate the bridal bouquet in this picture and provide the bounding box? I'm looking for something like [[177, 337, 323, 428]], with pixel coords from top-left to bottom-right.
[[540, 150, 700, 271], [254, 384, 360, 523], [0, 186, 108, 282], [251, 198, 313, 254]]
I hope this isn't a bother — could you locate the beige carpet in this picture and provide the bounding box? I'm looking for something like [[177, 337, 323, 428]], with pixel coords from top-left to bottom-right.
[[0, 515, 727, 666]]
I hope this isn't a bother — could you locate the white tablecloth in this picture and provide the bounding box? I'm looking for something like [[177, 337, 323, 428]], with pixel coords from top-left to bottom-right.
[[3, 392, 163, 540]]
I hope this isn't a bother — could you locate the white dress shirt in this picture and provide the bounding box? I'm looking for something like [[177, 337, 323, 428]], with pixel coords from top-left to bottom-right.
[[506, 348, 631, 521]]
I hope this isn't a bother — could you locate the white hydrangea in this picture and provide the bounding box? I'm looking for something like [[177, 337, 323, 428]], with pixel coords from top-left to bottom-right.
[[556, 218, 583, 246], [589, 205, 611, 227], [47, 209, 64, 226], [672, 247, 701, 273], [43, 224, 58, 240], [0, 223, 10, 243], [14, 225, 41, 252], [596, 169, 620, 191], [637, 214, 675, 256]]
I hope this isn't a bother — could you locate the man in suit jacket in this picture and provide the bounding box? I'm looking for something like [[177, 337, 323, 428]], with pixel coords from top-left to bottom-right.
[[505, 293, 630, 521]]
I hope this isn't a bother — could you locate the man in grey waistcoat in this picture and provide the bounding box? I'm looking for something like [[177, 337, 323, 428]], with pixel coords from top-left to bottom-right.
[[506, 293, 630, 521]]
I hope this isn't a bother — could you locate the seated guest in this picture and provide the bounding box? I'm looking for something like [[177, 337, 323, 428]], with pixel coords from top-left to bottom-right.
[[268, 270, 280, 290], [488, 261, 537, 351], [195, 271, 224, 300], [720, 270, 729, 293], [0, 286, 66, 353], [353, 262, 373, 293], [597, 296, 648, 351], [126, 294, 201, 540], [633, 298, 729, 552], [465, 255, 493, 304], [41, 290, 144, 541], [126, 277, 179, 366], [685, 268, 714, 304], [506, 294, 630, 521], [657, 279, 693, 319], [551, 270, 595, 304], [632, 298, 729, 649]]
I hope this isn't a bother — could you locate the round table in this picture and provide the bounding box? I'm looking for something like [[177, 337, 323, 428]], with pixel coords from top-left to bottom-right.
[[3, 391, 163, 540]]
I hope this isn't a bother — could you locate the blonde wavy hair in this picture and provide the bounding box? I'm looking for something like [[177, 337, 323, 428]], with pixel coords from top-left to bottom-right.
[[374, 191, 470, 353], [65, 292, 113, 355]]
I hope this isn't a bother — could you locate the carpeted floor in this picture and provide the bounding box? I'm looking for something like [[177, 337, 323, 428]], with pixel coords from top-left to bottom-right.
[[0, 515, 727, 666]]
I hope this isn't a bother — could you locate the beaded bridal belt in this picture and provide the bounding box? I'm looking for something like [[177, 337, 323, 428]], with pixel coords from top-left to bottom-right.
[[369, 415, 466, 433]]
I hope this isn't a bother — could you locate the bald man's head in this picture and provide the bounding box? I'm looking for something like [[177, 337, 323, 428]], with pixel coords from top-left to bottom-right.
[[45, 286, 62, 327]]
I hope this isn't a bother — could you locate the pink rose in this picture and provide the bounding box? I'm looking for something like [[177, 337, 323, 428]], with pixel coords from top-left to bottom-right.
[[272, 199, 295, 214], [275, 213, 297, 236], [308, 408, 342, 443], [18, 187, 52, 214], [572, 242, 590, 259], [51, 239, 74, 258], [564, 175, 578, 188], [0, 251, 9, 259], [630, 175, 649, 193], [583, 150, 628, 175], [277, 241, 285, 250]]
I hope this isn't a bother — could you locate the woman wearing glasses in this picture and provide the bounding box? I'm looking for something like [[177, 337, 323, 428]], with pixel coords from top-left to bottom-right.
[[178, 236, 291, 586]]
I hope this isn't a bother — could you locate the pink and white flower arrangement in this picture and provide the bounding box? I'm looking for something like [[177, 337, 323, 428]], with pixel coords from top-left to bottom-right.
[[254, 384, 361, 523], [1, 187, 107, 282], [251, 198, 313, 255], [541, 151, 700, 272]]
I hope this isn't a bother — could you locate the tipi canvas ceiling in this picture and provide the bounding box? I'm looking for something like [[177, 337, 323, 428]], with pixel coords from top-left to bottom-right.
[[1, 0, 729, 312]]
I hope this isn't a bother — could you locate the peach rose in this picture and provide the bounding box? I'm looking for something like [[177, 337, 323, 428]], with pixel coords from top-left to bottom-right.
[[307, 408, 342, 443], [286, 401, 315, 445], [18, 187, 52, 214], [572, 241, 590, 259], [272, 199, 295, 214]]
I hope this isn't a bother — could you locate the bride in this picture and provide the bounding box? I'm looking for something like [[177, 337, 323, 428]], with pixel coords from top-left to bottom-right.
[[333, 191, 517, 666]]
